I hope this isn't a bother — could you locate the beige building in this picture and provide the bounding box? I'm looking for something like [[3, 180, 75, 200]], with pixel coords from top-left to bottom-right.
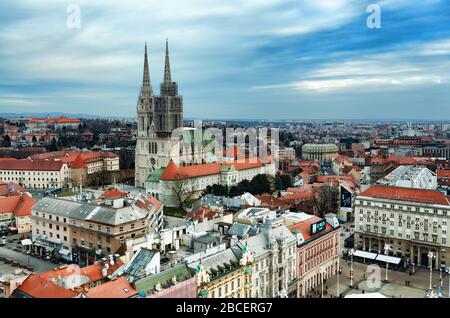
[[354, 185, 450, 270], [302, 144, 338, 163], [31, 190, 163, 266], [234, 218, 297, 298], [278, 147, 296, 160], [0, 159, 70, 189], [193, 245, 253, 298]]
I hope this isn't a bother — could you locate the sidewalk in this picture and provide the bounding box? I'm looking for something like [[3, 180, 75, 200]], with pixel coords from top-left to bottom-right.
[[319, 257, 449, 298]]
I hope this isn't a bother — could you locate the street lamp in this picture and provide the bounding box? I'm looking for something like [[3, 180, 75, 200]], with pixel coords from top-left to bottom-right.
[[349, 248, 355, 288], [428, 251, 436, 291], [384, 243, 392, 282]]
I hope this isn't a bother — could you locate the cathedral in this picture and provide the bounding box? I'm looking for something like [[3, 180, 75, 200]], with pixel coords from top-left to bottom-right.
[[134, 41, 208, 188], [135, 41, 275, 206]]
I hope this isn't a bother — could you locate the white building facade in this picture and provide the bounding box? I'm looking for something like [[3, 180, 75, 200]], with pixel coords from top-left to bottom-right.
[[354, 185, 450, 270]]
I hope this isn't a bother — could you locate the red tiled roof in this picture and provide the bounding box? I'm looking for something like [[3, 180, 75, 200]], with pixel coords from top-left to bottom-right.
[[56, 116, 80, 124], [135, 195, 162, 211], [99, 188, 129, 199], [15, 274, 79, 298], [80, 259, 124, 282], [254, 194, 291, 209], [289, 216, 334, 241], [71, 154, 85, 169], [386, 156, 432, 166], [280, 191, 314, 201], [160, 158, 264, 181], [316, 175, 359, 185], [14, 194, 35, 216], [333, 155, 350, 163], [0, 158, 65, 171], [0, 182, 27, 196], [85, 277, 137, 298], [437, 170, 450, 178], [27, 116, 80, 125], [0, 196, 20, 213], [38, 259, 123, 286], [360, 185, 450, 206], [187, 206, 218, 220], [0, 194, 35, 216]]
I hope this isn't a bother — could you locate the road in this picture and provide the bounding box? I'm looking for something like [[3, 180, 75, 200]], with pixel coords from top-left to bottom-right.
[[0, 246, 56, 274]]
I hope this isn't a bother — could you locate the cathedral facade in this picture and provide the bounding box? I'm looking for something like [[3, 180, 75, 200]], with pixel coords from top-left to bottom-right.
[[135, 41, 207, 188]]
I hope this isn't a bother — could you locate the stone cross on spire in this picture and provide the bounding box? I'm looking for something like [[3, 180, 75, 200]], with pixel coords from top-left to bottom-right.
[[140, 42, 153, 96]]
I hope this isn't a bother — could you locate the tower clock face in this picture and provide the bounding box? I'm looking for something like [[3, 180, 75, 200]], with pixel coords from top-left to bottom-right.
[[150, 157, 156, 165]]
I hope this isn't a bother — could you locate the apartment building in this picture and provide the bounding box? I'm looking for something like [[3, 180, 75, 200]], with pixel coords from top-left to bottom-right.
[[30, 192, 163, 266], [354, 185, 450, 269], [30, 150, 120, 187], [278, 147, 296, 160], [190, 246, 249, 298], [236, 218, 297, 298], [289, 213, 341, 297], [0, 159, 70, 189]]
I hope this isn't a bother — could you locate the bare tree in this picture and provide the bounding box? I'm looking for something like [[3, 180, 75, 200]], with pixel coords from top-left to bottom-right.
[[168, 173, 198, 209], [313, 183, 338, 218]]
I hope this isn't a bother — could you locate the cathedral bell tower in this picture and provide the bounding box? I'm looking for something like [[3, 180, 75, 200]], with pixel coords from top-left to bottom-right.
[[154, 39, 183, 134], [135, 40, 184, 188]]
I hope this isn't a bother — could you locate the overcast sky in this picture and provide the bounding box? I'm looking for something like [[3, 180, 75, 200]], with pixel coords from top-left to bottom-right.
[[0, 0, 449, 120]]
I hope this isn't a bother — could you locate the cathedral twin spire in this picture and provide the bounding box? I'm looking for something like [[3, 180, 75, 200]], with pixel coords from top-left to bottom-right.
[[141, 42, 153, 97], [140, 39, 173, 98]]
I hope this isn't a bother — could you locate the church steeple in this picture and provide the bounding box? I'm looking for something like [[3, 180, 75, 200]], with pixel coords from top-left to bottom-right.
[[141, 42, 153, 96], [160, 39, 177, 96], [164, 39, 172, 84]]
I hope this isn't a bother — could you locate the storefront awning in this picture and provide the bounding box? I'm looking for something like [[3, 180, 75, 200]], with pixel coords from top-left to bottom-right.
[[352, 250, 377, 260], [21, 239, 32, 246], [375, 254, 401, 265]]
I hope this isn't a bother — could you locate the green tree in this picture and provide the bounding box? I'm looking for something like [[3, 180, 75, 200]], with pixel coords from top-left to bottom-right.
[[280, 174, 293, 190], [229, 186, 240, 197], [2, 135, 11, 147], [48, 137, 59, 152], [249, 174, 271, 195]]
